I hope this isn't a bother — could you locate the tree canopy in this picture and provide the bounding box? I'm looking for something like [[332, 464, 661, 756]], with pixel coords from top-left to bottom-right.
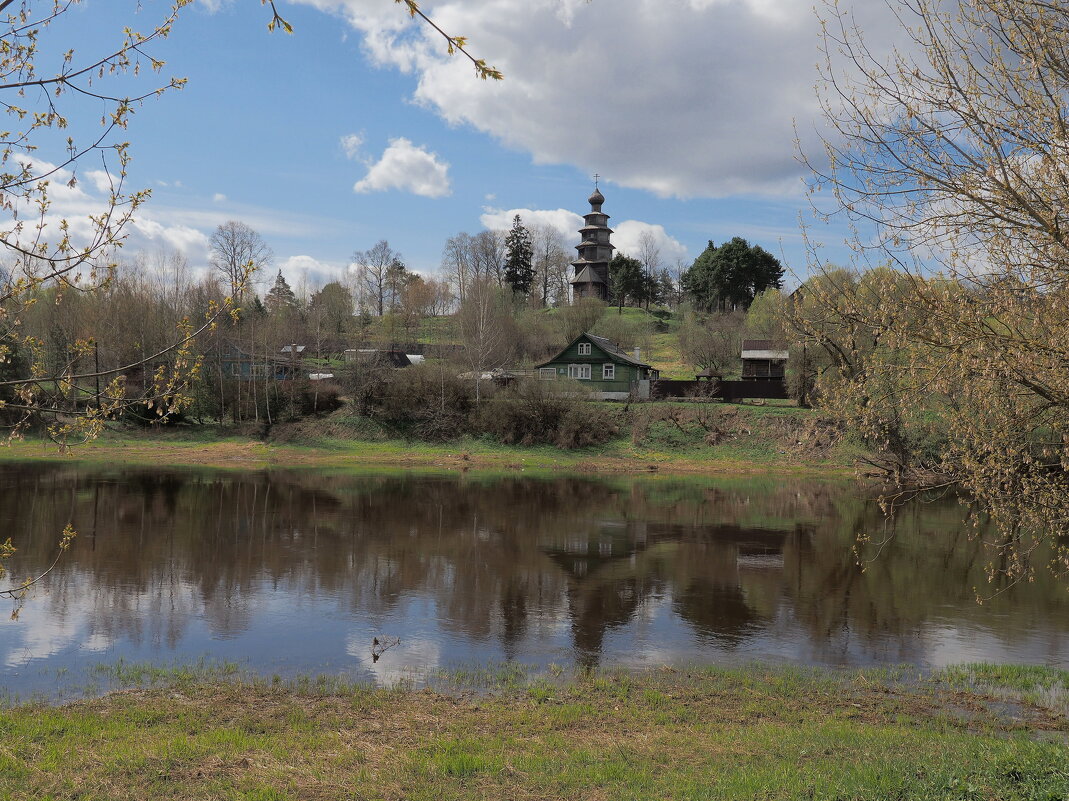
[[683, 238, 784, 312], [608, 254, 645, 312]]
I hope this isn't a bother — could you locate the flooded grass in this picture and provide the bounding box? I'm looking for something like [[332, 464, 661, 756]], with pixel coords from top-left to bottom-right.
[[935, 663, 1069, 715], [0, 663, 1065, 800]]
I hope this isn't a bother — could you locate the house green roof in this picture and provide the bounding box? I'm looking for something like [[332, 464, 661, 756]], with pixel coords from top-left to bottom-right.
[[536, 332, 653, 370]]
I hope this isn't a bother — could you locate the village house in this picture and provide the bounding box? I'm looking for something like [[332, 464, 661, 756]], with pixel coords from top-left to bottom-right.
[[536, 332, 660, 400], [217, 341, 299, 382]]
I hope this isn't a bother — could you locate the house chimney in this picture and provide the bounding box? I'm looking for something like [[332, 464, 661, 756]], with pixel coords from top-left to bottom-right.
[[634, 346, 641, 361]]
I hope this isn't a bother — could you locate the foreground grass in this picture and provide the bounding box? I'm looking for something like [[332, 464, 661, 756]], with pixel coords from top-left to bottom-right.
[[1, 664, 1066, 800]]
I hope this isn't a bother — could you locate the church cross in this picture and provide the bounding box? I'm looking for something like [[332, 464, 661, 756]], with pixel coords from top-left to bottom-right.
[[593, 173, 600, 189]]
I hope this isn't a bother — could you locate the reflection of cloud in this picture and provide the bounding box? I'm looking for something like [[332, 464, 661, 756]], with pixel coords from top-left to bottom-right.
[[347, 632, 441, 686], [2, 599, 112, 669]]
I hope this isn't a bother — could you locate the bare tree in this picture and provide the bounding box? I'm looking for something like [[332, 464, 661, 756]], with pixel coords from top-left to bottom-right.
[[353, 240, 400, 317], [531, 224, 571, 307], [679, 308, 745, 376], [209, 221, 273, 302], [472, 230, 506, 287], [637, 230, 661, 311], [457, 279, 514, 401], [442, 232, 475, 302]]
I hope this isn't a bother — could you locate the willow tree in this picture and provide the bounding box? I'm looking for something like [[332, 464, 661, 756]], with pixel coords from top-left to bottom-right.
[[801, 0, 1069, 585]]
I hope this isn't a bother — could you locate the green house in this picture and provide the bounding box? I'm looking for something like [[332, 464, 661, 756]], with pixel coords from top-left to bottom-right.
[[535, 333, 660, 399]]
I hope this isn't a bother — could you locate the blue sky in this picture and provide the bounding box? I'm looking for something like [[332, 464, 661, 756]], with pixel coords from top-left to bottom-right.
[[23, 0, 902, 293]]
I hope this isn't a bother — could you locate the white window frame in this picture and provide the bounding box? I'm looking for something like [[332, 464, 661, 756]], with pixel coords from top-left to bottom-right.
[[539, 367, 557, 380], [568, 364, 591, 380], [602, 363, 615, 380], [577, 342, 591, 355]]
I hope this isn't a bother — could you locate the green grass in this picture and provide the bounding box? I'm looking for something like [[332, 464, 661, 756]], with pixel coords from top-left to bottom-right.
[[0, 663, 1065, 800]]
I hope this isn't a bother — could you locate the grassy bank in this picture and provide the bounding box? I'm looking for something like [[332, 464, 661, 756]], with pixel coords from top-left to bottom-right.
[[0, 402, 863, 477], [1, 663, 1065, 800]]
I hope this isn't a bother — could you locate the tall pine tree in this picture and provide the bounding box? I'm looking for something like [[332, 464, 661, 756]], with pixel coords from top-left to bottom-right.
[[503, 215, 534, 298]]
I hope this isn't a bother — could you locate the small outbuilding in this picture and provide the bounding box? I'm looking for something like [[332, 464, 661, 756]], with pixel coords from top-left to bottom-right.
[[536, 333, 660, 400], [740, 339, 789, 381]]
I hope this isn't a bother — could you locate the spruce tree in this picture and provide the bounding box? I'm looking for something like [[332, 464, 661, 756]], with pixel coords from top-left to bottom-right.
[[265, 270, 297, 314], [503, 214, 534, 298]]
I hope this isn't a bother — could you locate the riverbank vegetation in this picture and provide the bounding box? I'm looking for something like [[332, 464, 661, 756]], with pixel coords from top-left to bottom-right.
[[1, 663, 1065, 800], [0, 399, 856, 476]]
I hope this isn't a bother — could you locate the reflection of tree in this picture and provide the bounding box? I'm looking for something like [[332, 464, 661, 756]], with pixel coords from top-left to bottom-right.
[[0, 465, 1065, 669]]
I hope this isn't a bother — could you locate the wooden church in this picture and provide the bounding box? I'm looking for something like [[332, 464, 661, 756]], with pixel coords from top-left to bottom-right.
[[569, 183, 614, 302]]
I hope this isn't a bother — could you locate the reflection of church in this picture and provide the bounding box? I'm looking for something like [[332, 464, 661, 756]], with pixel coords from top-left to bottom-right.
[[569, 183, 614, 302], [540, 521, 802, 667]]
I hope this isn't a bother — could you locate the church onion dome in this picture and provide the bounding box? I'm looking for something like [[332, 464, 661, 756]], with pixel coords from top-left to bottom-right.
[[588, 188, 605, 206]]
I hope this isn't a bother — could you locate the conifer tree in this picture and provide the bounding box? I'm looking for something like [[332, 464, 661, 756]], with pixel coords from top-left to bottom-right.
[[503, 215, 535, 298], [265, 271, 297, 314]]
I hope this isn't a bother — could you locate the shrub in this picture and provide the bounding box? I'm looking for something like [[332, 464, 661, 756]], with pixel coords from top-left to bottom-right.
[[475, 378, 617, 448], [360, 362, 477, 440], [296, 381, 343, 416]]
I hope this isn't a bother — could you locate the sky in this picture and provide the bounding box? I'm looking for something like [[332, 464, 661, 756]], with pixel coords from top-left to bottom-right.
[[14, 0, 906, 294]]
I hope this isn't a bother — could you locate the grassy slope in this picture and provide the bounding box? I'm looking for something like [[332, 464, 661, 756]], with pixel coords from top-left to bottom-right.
[[1, 664, 1065, 800]]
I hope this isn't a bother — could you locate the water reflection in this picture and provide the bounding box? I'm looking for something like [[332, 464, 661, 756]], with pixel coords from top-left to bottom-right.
[[0, 463, 1066, 694]]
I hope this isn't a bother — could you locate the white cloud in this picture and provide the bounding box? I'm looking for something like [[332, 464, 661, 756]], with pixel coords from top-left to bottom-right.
[[294, 0, 902, 198], [612, 221, 689, 264], [340, 132, 364, 160], [130, 218, 210, 257], [278, 254, 346, 289], [85, 170, 114, 194], [479, 207, 582, 239], [353, 137, 451, 198], [212, 192, 227, 203], [480, 206, 688, 262]]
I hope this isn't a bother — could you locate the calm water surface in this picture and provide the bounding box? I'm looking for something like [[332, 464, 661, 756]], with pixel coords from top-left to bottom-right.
[[1, 461, 1066, 696]]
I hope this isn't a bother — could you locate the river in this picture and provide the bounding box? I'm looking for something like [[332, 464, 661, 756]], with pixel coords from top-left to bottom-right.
[[1, 461, 1066, 698]]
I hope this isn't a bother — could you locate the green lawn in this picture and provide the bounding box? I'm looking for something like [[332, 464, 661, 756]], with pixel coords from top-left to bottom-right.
[[1, 663, 1065, 800]]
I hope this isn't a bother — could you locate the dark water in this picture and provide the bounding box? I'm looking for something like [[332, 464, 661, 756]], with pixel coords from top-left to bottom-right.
[[0, 461, 1066, 696]]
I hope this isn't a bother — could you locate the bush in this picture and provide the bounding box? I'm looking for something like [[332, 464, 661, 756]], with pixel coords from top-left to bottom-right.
[[475, 379, 618, 448], [359, 362, 477, 440], [296, 381, 343, 416]]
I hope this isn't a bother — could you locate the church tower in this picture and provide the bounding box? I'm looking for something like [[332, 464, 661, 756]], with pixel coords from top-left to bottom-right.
[[569, 183, 614, 302]]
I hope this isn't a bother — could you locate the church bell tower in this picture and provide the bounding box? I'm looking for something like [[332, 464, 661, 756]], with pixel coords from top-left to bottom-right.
[[569, 180, 614, 302]]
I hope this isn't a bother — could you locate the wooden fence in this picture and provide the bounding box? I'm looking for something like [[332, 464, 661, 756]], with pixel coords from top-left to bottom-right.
[[650, 379, 789, 402]]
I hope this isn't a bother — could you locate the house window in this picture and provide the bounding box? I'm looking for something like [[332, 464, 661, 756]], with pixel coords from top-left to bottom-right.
[[577, 342, 591, 355], [539, 367, 557, 380], [603, 364, 615, 380], [568, 364, 591, 380]]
